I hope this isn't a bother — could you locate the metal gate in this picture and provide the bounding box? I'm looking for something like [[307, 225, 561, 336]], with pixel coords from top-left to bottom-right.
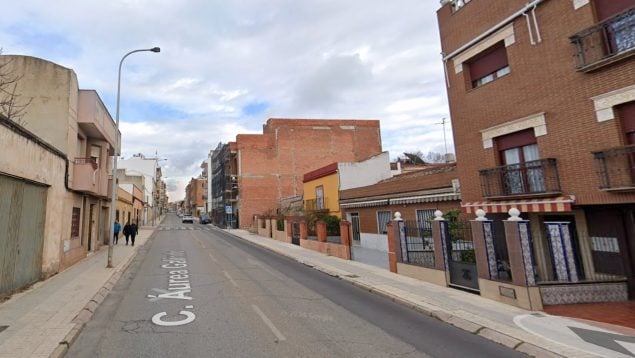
[[0, 174, 47, 296], [350, 214, 361, 242], [445, 219, 479, 291], [291, 222, 300, 245]]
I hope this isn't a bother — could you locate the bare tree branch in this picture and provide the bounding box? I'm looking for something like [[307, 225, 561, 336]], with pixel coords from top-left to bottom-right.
[[0, 53, 32, 126]]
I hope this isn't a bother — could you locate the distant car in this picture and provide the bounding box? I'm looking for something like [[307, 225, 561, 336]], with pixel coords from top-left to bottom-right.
[[182, 214, 193, 223], [199, 214, 211, 224]]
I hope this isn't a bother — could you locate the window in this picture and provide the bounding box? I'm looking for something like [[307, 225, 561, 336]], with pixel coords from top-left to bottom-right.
[[315, 186, 324, 210], [71, 207, 81, 239], [90, 145, 100, 167], [467, 42, 510, 88], [377, 211, 391, 235], [496, 129, 545, 194], [416, 209, 435, 238]]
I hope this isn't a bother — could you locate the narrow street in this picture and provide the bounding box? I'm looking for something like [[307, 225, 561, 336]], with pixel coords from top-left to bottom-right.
[[67, 214, 523, 357]]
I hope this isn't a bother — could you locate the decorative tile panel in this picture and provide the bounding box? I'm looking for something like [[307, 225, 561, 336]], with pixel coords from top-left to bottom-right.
[[439, 221, 450, 273], [518, 221, 536, 286], [540, 283, 628, 305], [482, 221, 498, 280]]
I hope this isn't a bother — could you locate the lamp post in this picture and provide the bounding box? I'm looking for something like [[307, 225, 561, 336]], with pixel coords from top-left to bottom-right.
[[107, 47, 160, 268]]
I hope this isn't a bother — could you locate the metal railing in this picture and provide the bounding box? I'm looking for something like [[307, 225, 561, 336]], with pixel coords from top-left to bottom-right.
[[305, 197, 328, 211], [570, 7, 635, 70], [479, 158, 561, 198], [593, 144, 635, 190], [74, 157, 98, 170], [400, 220, 435, 269]]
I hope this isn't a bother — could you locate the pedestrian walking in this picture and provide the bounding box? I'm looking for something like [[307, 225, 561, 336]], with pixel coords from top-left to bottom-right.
[[113, 220, 121, 244], [130, 222, 138, 246], [123, 221, 132, 245]]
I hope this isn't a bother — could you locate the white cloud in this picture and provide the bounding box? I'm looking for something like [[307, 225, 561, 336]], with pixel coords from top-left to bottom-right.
[[3, 0, 452, 201]]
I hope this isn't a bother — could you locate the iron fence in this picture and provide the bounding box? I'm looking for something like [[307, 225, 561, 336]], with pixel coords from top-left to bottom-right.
[[593, 144, 635, 190], [400, 220, 435, 269], [479, 158, 561, 198], [570, 8, 635, 70]]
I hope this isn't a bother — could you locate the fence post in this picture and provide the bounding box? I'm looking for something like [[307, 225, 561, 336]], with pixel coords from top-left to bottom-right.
[[387, 212, 403, 273], [317, 220, 327, 242], [471, 209, 497, 280], [286, 217, 292, 241], [503, 208, 537, 287], [432, 210, 449, 273], [340, 221, 351, 260], [300, 220, 308, 241]]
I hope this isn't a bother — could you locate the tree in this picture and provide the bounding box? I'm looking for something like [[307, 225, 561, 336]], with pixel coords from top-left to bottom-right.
[[0, 54, 32, 126]]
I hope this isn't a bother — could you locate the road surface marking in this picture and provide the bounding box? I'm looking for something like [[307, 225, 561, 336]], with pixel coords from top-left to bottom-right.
[[252, 304, 286, 342], [223, 270, 239, 287], [208, 253, 218, 263]]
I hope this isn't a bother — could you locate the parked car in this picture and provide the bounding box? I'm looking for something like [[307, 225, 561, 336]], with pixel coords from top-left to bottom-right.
[[182, 214, 193, 223], [199, 214, 211, 224]]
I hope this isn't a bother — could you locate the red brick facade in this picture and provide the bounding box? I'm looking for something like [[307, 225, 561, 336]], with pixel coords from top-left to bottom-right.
[[236, 118, 382, 228], [439, 0, 635, 301]]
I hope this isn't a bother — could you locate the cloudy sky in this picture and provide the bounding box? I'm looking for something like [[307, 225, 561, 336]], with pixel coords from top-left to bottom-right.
[[2, 1, 453, 201]]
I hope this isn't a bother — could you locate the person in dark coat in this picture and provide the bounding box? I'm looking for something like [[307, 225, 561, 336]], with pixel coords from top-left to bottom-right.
[[123, 222, 132, 245], [130, 222, 138, 246]]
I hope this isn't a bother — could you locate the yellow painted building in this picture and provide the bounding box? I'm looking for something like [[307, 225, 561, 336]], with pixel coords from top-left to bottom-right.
[[302, 163, 341, 218], [116, 187, 134, 225]]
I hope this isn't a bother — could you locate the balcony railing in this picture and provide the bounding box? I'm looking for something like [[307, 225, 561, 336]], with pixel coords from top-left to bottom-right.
[[305, 197, 329, 211], [74, 157, 98, 169], [593, 145, 635, 191], [570, 7, 635, 71], [480, 158, 561, 199]]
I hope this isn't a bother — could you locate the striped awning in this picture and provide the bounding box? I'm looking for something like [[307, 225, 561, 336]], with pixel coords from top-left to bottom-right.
[[461, 195, 576, 214], [340, 199, 389, 209], [391, 193, 461, 205]]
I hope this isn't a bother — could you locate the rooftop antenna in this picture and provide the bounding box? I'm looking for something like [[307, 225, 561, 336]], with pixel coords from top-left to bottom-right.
[[435, 117, 450, 163]]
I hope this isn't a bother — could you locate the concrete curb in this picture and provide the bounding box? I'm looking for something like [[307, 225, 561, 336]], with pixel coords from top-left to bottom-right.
[[49, 231, 156, 358], [223, 229, 566, 358]]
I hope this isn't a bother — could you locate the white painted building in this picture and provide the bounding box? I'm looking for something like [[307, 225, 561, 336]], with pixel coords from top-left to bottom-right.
[[118, 154, 161, 225]]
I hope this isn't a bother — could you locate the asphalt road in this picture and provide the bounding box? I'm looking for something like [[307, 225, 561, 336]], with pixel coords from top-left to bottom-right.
[[68, 214, 525, 357]]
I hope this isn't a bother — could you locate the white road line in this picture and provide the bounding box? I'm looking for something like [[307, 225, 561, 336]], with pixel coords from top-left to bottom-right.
[[251, 304, 286, 342], [208, 253, 218, 263], [223, 270, 239, 288]]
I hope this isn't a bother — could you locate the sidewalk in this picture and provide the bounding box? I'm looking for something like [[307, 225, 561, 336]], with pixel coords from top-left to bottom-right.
[[0, 226, 155, 358], [225, 228, 635, 358]]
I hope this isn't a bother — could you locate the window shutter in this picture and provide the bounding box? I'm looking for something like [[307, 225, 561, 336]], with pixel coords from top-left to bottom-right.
[[468, 43, 508, 81], [594, 0, 634, 21], [495, 128, 537, 151], [618, 101, 635, 132]]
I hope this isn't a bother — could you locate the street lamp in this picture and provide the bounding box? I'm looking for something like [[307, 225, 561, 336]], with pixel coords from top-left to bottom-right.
[[107, 47, 160, 268]]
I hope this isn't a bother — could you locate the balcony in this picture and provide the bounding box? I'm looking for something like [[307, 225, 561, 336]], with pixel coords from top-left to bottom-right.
[[304, 197, 329, 212], [593, 145, 635, 191], [479, 159, 562, 199], [78, 90, 117, 148], [570, 8, 635, 72], [72, 157, 107, 197]]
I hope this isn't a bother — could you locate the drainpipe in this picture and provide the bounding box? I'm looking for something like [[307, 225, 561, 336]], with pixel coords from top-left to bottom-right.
[[441, 0, 546, 62], [531, 5, 543, 43], [523, 12, 536, 45]]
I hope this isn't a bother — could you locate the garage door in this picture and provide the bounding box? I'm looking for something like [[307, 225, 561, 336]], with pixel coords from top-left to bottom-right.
[[0, 174, 48, 296]]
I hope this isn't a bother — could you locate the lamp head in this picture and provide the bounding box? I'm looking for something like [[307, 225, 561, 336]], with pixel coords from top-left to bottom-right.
[[151, 47, 161, 53]]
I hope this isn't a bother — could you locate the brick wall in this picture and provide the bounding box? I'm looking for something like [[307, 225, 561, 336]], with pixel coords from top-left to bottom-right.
[[439, 0, 635, 205], [237, 118, 382, 228]]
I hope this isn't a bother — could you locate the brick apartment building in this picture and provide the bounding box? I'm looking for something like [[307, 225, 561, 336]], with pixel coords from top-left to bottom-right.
[[185, 177, 205, 216], [235, 118, 382, 229], [438, 0, 635, 304]]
